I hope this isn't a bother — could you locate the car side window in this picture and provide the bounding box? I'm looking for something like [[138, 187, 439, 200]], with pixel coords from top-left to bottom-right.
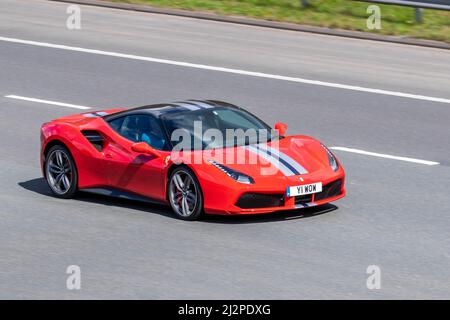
[[111, 115, 166, 150], [108, 116, 125, 132]]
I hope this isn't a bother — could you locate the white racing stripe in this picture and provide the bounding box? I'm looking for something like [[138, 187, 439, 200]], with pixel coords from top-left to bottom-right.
[[330, 147, 440, 166], [171, 102, 200, 111], [263, 145, 308, 174], [171, 101, 215, 110], [245, 145, 294, 176], [1, 36, 450, 105], [5, 95, 91, 110], [187, 100, 215, 109]]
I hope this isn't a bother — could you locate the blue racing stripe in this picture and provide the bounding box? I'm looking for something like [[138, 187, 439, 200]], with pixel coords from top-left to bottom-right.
[[264, 145, 308, 174], [256, 145, 302, 175], [246, 145, 294, 176]]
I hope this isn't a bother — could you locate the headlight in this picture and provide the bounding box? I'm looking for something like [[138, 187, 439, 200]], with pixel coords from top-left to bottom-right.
[[321, 144, 339, 172], [208, 160, 254, 184]]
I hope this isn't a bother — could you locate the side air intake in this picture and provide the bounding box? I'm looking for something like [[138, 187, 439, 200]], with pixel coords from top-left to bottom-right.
[[81, 130, 104, 151]]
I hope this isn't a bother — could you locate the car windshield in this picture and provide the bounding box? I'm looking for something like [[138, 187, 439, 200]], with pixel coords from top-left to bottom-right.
[[162, 107, 276, 150]]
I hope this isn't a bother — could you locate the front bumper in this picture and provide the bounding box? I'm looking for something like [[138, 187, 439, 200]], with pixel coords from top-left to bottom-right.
[[202, 169, 346, 215]]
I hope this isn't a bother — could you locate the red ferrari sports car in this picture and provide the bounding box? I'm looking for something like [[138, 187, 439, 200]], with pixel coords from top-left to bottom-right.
[[41, 100, 345, 220]]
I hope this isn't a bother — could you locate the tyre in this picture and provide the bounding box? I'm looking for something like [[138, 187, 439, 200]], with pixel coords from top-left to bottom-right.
[[168, 166, 203, 220], [44, 144, 78, 199]]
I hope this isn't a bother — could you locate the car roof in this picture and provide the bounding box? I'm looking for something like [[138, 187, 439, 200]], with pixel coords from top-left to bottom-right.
[[103, 100, 239, 120]]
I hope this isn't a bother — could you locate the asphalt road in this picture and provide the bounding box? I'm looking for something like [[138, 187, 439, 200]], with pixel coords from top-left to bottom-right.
[[0, 0, 449, 299]]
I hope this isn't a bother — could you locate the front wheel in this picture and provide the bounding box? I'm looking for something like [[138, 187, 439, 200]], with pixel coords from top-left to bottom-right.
[[45, 145, 78, 199], [168, 167, 203, 220]]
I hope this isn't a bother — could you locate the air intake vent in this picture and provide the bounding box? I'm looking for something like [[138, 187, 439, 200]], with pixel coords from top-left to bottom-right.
[[81, 130, 104, 151], [235, 193, 284, 209], [314, 179, 342, 201], [295, 194, 313, 206]]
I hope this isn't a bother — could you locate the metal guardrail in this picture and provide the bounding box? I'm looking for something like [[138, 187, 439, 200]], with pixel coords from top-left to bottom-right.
[[302, 1, 450, 10], [300, 1, 450, 23], [354, 0, 450, 23], [356, 0, 450, 10]]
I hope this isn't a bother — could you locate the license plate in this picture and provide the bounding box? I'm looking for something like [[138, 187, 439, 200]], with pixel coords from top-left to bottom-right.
[[286, 182, 322, 197]]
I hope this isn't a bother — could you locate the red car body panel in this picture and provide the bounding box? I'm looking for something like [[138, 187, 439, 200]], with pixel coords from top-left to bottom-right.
[[41, 108, 345, 215]]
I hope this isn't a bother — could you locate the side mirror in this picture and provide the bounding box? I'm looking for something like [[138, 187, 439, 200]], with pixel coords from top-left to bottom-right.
[[131, 142, 160, 157], [274, 122, 287, 136]]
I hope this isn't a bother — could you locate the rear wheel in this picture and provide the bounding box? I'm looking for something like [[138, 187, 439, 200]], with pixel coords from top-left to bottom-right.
[[45, 145, 78, 199], [168, 167, 203, 220]]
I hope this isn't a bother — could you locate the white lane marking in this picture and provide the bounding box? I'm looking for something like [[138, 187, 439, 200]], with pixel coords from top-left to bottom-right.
[[3, 93, 442, 166], [1, 36, 449, 105], [5, 95, 91, 110], [330, 147, 440, 166]]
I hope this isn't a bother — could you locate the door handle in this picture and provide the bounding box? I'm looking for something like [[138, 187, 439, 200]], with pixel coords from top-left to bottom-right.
[[104, 153, 113, 159]]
